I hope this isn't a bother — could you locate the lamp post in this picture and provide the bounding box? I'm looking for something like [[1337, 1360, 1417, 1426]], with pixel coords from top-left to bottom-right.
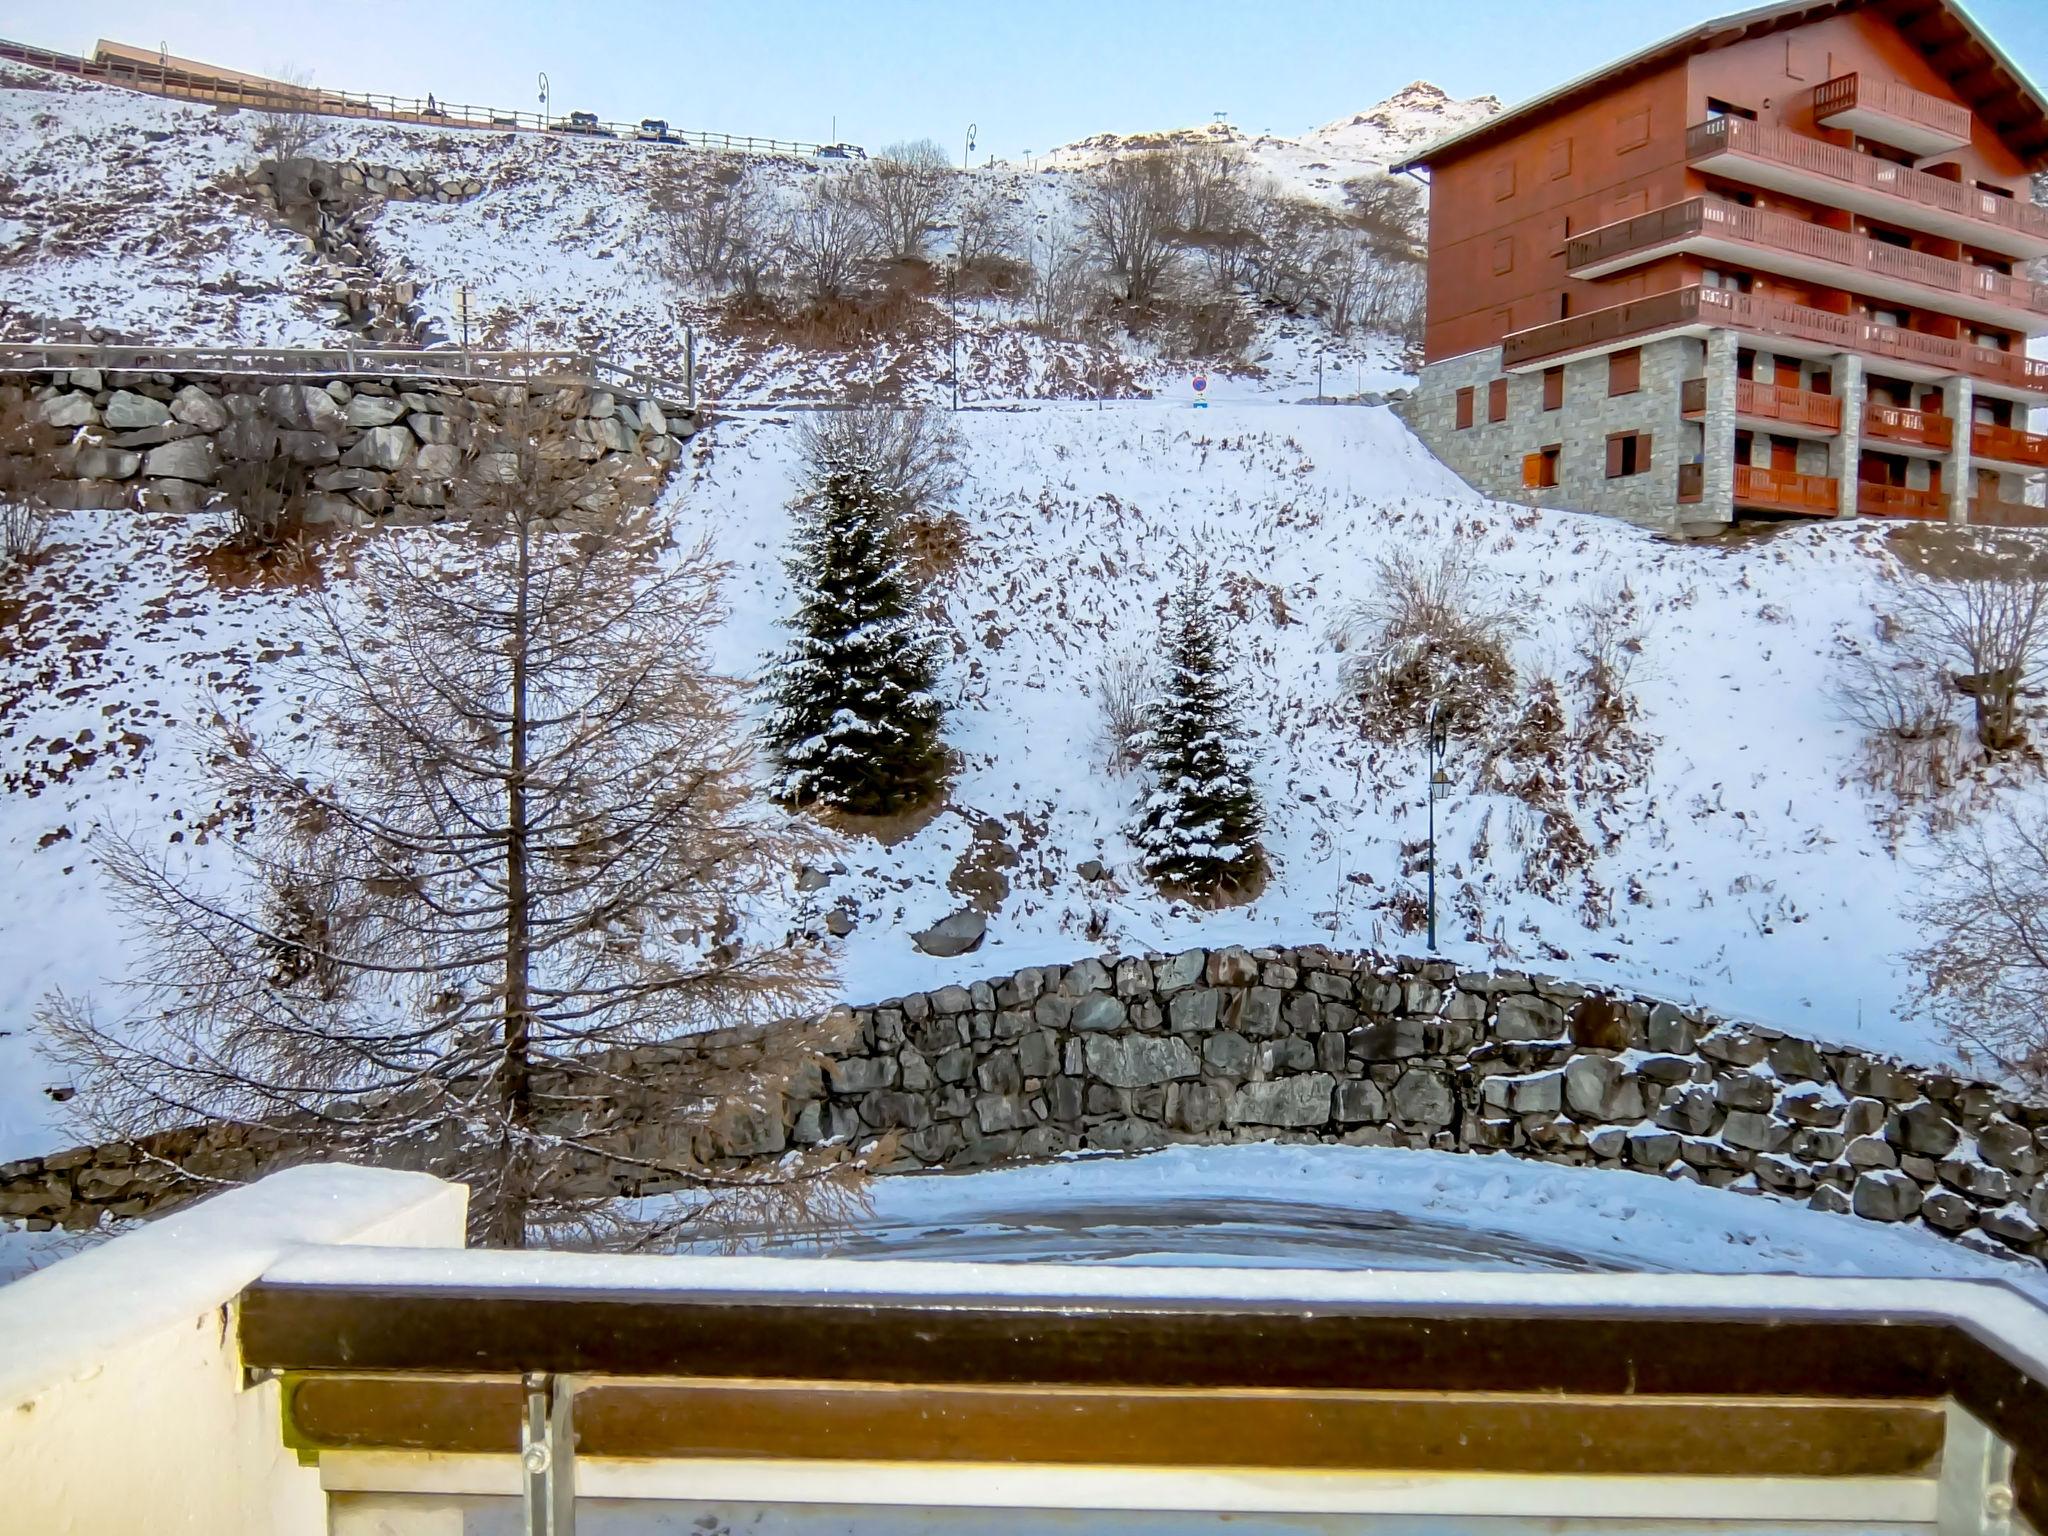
[[1425, 699, 1451, 952], [537, 71, 549, 129], [963, 122, 977, 171], [947, 258, 960, 411]]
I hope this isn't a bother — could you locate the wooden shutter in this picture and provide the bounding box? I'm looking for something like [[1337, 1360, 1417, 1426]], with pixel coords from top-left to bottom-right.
[[1638, 433, 1652, 470], [1455, 387, 1474, 429], [1488, 378, 1509, 422], [1543, 368, 1564, 410], [1608, 348, 1641, 396], [1523, 452, 1546, 488], [1606, 435, 1625, 478]]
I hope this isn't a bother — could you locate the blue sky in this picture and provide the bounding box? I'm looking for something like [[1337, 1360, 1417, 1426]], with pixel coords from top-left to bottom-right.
[[4, 0, 2044, 160]]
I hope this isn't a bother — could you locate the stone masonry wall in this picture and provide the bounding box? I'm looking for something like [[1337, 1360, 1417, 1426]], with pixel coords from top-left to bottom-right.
[[13, 366, 692, 524], [6, 949, 2046, 1267]]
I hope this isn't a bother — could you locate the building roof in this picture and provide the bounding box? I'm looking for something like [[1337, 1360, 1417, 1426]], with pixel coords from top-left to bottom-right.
[[1391, 0, 2048, 173]]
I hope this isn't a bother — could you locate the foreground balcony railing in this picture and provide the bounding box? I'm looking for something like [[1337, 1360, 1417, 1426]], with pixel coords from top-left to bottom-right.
[[1972, 420, 2048, 471], [1565, 196, 2048, 327], [1502, 284, 2048, 398], [1812, 72, 1972, 156], [1865, 402, 1953, 450], [1686, 116, 2048, 257], [1735, 462, 1838, 515], [1857, 481, 1948, 519], [1971, 495, 2048, 528], [1681, 374, 1845, 430]]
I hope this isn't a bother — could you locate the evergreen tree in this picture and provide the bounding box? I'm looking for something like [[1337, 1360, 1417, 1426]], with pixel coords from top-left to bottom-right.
[[1133, 573, 1265, 898], [768, 457, 948, 815]]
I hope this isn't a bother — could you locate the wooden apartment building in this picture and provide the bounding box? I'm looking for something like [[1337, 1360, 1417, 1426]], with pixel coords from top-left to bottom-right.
[[1392, 0, 2048, 534]]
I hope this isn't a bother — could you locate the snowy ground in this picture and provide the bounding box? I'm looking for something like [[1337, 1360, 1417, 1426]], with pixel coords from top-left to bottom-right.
[[3, 398, 2040, 1166], [675, 1142, 2047, 1293]]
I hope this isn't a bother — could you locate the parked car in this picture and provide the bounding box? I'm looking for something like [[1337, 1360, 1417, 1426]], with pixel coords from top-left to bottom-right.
[[550, 110, 614, 138], [635, 118, 681, 145], [814, 142, 867, 160]]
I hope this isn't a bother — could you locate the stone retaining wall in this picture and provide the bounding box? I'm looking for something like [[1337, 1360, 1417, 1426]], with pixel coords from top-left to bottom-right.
[[14, 366, 691, 523], [6, 947, 2046, 1265]]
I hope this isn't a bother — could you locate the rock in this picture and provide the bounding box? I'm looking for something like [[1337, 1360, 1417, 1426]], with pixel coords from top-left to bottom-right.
[[1780, 1086, 1845, 1127], [103, 389, 170, 429], [1333, 1080, 1387, 1123], [1070, 994, 1127, 1033], [277, 430, 342, 464], [1807, 1183, 1853, 1216], [1076, 858, 1106, 881], [1153, 950, 1206, 991], [1227, 1074, 1335, 1128], [1635, 1054, 1698, 1085], [408, 412, 456, 446], [342, 425, 418, 471], [262, 383, 346, 434], [37, 392, 97, 428], [345, 395, 407, 428], [67, 367, 102, 391], [1697, 1028, 1770, 1066], [1202, 1032, 1253, 1075], [1979, 1204, 2045, 1249], [825, 1056, 895, 1092], [219, 417, 279, 460], [1846, 1134, 1898, 1169], [1495, 995, 1566, 1041], [1207, 947, 1259, 986], [1085, 1034, 1198, 1088], [1350, 1017, 1426, 1060], [1644, 1002, 1696, 1054], [1390, 1067, 1454, 1127], [69, 447, 141, 480], [1975, 1119, 2040, 1177], [1564, 1055, 1644, 1120], [912, 910, 985, 957], [169, 385, 228, 430], [1920, 1189, 1977, 1233], [1625, 1128, 1681, 1167], [1886, 1101, 1960, 1158], [1768, 1037, 1827, 1082], [1850, 1170, 1924, 1222], [1655, 1085, 1719, 1137], [415, 443, 462, 478], [1502, 1070, 1564, 1115], [1721, 1110, 1794, 1154], [1168, 988, 1220, 1033], [141, 438, 218, 483], [641, 398, 668, 435], [1713, 1072, 1776, 1113], [1936, 1159, 2011, 1202], [824, 910, 854, 937]]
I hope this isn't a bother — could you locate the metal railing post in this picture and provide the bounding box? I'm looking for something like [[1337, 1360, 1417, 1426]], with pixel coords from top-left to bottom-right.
[[521, 1372, 576, 1536]]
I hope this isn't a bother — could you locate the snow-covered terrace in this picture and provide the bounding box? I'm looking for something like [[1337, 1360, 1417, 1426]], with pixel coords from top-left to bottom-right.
[[3, 1164, 2046, 1536]]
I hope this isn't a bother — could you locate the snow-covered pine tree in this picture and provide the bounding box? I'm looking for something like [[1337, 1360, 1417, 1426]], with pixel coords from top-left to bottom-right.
[[1133, 573, 1265, 900], [768, 456, 948, 815]]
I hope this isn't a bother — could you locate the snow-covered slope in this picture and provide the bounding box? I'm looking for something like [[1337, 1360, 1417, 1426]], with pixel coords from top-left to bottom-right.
[[1042, 81, 1500, 202], [4, 397, 2039, 1163]]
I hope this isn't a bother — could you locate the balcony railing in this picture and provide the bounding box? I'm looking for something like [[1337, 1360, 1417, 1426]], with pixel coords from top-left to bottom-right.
[[1564, 196, 2048, 323], [1735, 462, 1839, 514], [1686, 117, 2048, 250], [1681, 373, 1845, 429], [1864, 402, 1954, 450], [1857, 481, 1948, 518], [1812, 73, 1972, 149], [1971, 495, 2048, 528], [1972, 421, 2048, 470], [1501, 283, 2048, 397]]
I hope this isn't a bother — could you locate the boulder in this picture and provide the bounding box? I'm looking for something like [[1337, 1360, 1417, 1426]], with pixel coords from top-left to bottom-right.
[[1227, 1074, 1335, 1128], [1564, 1055, 1644, 1121], [1644, 1002, 1696, 1054], [69, 446, 141, 480], [169, 385, 228, 431], [67, 367, 102, 391], [1721, 1110, 1794, 1154], [1069, 994, 1127, 1033], [1625, 1128, 1682, 1167], [414, 443, 462, 478], [1391, 1066, 1455, 1127], [345, 395, 407, 428], [408, 413, 455, 446], [1494, 995, 1566, 1041], [141, 438, 218, 483], [1084, 1034, 1198, 1089], [1978, 1204, 2044, 1250], [262, 383, 346, 434], [1850, 1170, 1923, 1222], [37, 392, 98, 428], [343, 425, 419, 472], [1886, 1100, 1960, 1158], [277, 430, 342, 465], [103, 389, 171, 429], [640, 398, 668, 435], [1974, 1119, 2041, 1177], [912, 910, 985, 958]]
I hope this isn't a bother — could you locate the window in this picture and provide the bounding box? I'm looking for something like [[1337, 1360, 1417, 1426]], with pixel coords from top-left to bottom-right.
[[1606, 431, 1652, 478], [1547, 138, 1572, 179], [1559, 294, 1571, 320], [1493, 161, 1516, 200], [1971, 329, 2011, 352], [1455, 386, 1475, 430], [1869, 306, 1905, 329], [1701, 266, 1753, 293], [1785, 39, 1811, 80], [1616, 107, 1651, 150], [1608, 348, 1641, 397], [1523, 446, 1562, 489], [1542, 367, 1564, 410], [1705, 97, 1757, 122], [1492, 236, 1514, 274], [1488, 378, 1509, 423]]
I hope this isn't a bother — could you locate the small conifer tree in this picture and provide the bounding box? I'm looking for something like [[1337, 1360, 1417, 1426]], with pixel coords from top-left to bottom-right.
[[1133, 572, 1265, 899], [767, 457, 948, 814]]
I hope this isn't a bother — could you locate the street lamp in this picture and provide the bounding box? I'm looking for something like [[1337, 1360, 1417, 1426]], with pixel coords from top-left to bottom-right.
[[537, 71, 549, 128], [1425, 699, 1451, 951], [947, 258, 960, 411], [963, 122, 977, 171]]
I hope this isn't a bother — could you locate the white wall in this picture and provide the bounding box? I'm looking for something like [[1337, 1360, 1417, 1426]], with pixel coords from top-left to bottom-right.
[[0, 1164, 468, 1536]]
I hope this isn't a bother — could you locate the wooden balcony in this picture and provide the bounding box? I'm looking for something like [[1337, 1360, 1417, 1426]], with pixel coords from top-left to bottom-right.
[[1564, 195, 2048, 332], [1812, 73, 1972, 156], [1500, 284, 2048, 402], [1970, 495, 2048, 528], [1681, 374, 1844, 432], [1864, 402, 1953, 451], [1857, 481, 1948, 519], [1686, 117, 2048, 260], [1971, 421, 2048, 471], [1734, 462, 1838, 515]]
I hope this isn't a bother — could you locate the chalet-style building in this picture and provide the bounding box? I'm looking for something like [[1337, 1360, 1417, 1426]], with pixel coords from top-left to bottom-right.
[[1392, 0, 2048, 534]]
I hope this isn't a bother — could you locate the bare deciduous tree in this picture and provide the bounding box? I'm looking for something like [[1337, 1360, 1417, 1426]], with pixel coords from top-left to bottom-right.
[[249, 65, 326, 161], [1093, 649, 1152, 774], [43, 397, 844, 1246], [0, 394, 59, 572], [1894, 569, 2048, 752], [1907, 805, 2048, 1090], [1077, 152, 1185, 304], [1026, 219, 1097, 337], [795, 405, 962, 525], [952, 177, 1023, 275], [652, 160, 777, 296], [852, 139, 953, 261], [782, 177, 882, 303], [1343, 174, 1426, 259], [1330, 545, 1521, 741]]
